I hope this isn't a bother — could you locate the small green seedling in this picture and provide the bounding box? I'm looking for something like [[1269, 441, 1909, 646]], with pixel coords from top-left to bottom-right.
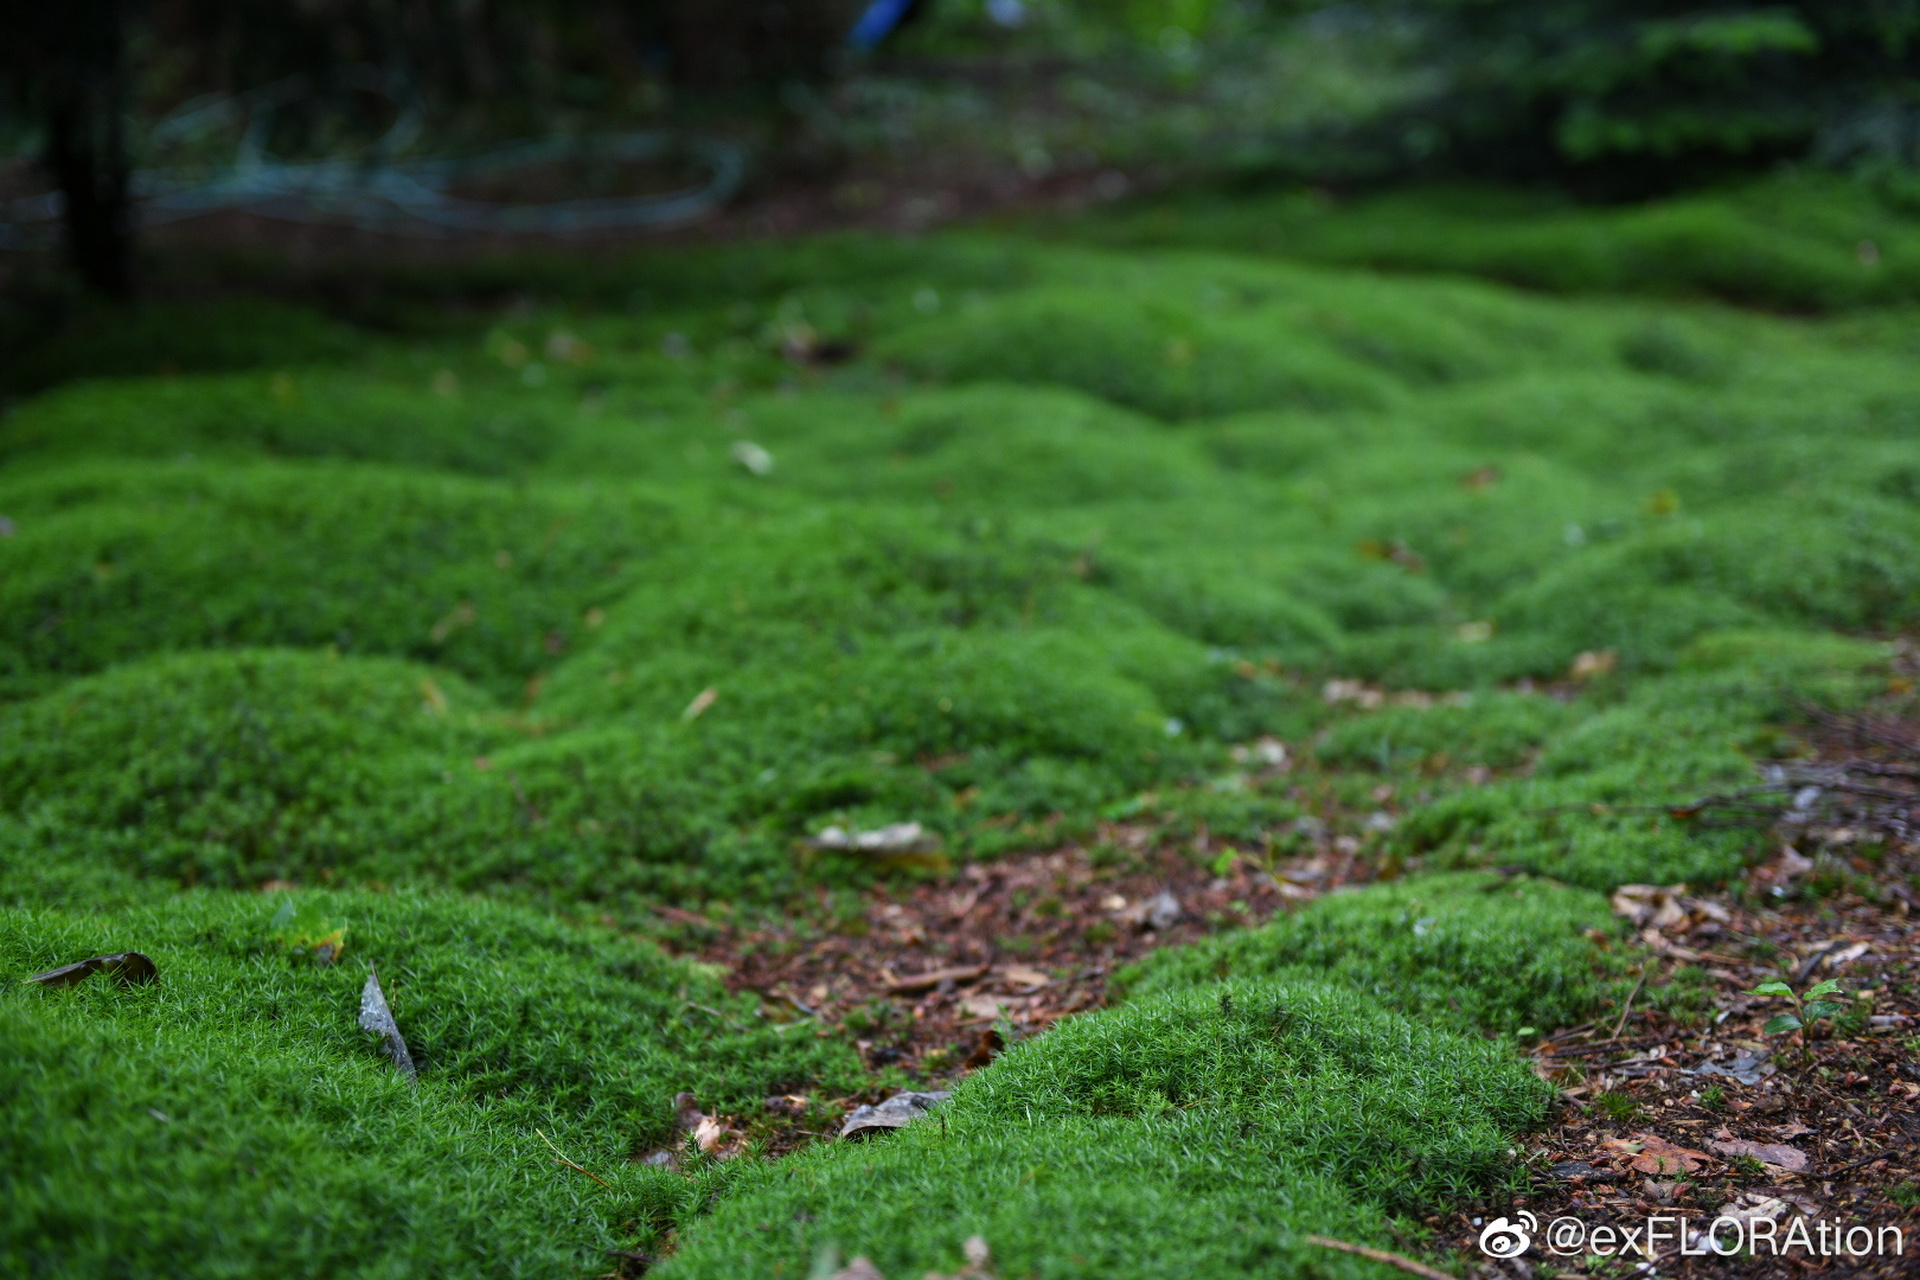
[[268, 899, 348, 965], [1748, 978, 1847, 1037]]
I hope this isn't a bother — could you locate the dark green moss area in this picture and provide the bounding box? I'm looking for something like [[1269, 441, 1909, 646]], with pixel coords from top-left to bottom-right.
[[2, 174, 1914, 1276]]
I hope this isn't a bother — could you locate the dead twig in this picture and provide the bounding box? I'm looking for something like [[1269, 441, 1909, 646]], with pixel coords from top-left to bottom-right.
[[535, 1128, 612, 1189], [1610, 971, 1647, 1040], [1536, 1032, 1671, 1060], [651, 903, 719, 929], [1303, 1235, 1455, 1280], [684, 1001, 747, 1031], [1791, 940, 1847, 985], [883, 962, 989, 994]]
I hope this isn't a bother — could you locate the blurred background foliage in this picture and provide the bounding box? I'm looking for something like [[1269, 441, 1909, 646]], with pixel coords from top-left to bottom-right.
[[5, 1, 1920, 300]]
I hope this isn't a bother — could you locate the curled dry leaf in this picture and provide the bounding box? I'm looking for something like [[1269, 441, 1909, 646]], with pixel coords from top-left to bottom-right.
[[639, 1092, 743, 1167], [1685, 1050, 1774, 1085], [1717, 1192, 1792, 1233], [358, 964, 418, 1083], [1610, 884, 1689, 930], [961, 994, 1008, 1020], [1116, 889, 1182, 932], [26, 951, 158, 989], [1570, 648, 1618, 680], [839, 1090, 951, 1140], [691, 1113, 737, 1155]]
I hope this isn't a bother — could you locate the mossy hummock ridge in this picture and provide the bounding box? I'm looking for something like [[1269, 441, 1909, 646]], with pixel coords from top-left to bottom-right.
[[2, 174, 1913, 1275]]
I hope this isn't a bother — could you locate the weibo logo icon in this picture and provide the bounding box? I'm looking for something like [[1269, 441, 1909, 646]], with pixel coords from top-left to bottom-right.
[[1478, 1212, 1537, 1258]]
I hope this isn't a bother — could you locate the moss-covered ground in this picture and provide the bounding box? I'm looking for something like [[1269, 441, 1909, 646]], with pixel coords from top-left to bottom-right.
[[2, 173, 1914, 1276]]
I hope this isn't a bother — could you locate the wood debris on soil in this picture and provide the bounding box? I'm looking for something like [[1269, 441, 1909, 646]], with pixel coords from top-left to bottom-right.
[[627, 695, 1918, 1279], [637, 818, 1359, 1157], [1442, 704, 1920, 1278]]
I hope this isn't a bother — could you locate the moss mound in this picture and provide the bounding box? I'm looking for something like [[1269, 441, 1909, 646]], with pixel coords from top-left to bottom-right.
[[0, 461, 671, 701], [1, 891, 865, 1278], [4, 176, 1917, 1276], [658, 879, 1595, 1279]]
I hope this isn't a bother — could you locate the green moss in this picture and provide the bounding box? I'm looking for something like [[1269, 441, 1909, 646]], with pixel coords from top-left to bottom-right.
[[1076, 174, 1920, 311], [1116, 872, 1622, 1033], [0, 891, 865, 1278], [1391, 633, 1889, 888], [662, 903, 1565, 1280], [1315, 693, 1576, 772], [1, 372, 572, 476], [2, 298, 363, 395], [4, 177, 1917, 1276], [0, 461, 672, 702]]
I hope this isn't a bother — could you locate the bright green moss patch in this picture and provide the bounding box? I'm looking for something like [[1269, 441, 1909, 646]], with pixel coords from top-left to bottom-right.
[[5, 178, 1918, 1276], [0, 891, 865, 1278], [1116, 872, 1622, 1033], [1313, 693, 1575, 772], [0, 460, 672, 701], [1391, 632, 1889, 889], [0, 650, 499, 894]]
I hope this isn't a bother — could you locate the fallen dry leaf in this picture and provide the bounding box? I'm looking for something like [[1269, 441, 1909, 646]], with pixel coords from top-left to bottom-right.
[[839, 1090, 951, 1140], [692, 1113, 736, 1155], [997, 964, 1051, 989], [1710, 1138, 1809, 1172], [1117, 889, 1182, 931], [358, 964, 417, 1082], [809, 821, 937, 854], [1603, 1133, 1711, 1175], [639, 1092, 743, 1167], [961, 994, 1007, 1020], [1611, 884, 1688, 930], [1570, 649, 1618, 680], [1716, 1192, 1791, 1233], [26, 951, 157, 989]]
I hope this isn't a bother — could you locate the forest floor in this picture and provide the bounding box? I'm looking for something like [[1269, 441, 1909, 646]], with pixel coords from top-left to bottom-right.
[[659, 696, 1920, 1278], [5, 172, 1920, 1279]]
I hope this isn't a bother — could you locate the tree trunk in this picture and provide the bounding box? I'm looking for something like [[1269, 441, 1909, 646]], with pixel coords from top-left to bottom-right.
[[43, 0, 134, 300]]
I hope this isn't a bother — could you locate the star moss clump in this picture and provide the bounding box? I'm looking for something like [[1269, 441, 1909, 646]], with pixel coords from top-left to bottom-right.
[[2, 170, 1915, 1276], [0, 891, 865, 1278]]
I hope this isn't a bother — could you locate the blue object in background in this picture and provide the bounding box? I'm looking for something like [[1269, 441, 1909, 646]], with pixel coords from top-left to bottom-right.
[[987, 0, 1027, 26], [850, 0, 922, 50]]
